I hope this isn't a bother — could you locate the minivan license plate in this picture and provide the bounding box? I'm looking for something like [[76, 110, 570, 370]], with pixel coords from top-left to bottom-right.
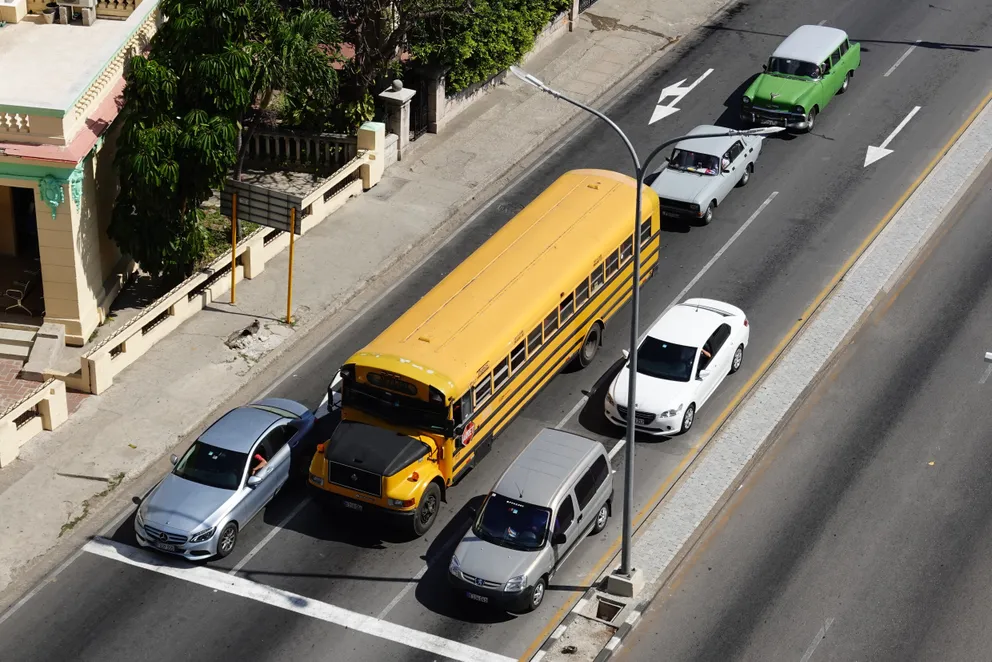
[[343, 500, 363, 511], [466, 592, 489, 603]]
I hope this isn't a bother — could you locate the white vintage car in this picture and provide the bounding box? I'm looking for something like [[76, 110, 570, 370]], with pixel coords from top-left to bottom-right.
[[646, 125, 764, 225]]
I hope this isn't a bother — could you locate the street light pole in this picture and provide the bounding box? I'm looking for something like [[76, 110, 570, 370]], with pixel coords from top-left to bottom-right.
[[509, 66, 782, 581]]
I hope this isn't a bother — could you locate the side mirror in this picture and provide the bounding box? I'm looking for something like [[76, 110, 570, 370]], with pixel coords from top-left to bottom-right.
[[622, 349, 630, 360], [698, 369, 711, 380], [762, 63, 768, 71], [247, 474, 263, 488], [169, 454, 179, 466], [131, 496, 142, 506], [552, 532, 567, 545]]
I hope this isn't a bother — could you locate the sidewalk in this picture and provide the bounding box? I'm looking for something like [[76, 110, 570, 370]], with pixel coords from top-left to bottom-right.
[[0, 0, 731, 599]]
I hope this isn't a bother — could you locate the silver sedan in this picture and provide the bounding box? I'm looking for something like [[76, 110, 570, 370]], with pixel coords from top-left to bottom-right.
[[134, 398, 315, 560]]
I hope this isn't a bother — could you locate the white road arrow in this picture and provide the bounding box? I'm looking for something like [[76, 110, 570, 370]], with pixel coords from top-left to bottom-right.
[[649, 68, 714, 124], [864, 106, 921, 167]]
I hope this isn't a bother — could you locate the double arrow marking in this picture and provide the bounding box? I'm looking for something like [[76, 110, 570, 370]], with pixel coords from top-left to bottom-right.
[[649, 69, 715, 124], [864, 106, 922, 167]]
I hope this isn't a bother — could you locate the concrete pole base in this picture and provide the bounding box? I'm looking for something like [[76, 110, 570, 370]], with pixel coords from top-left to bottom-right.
[[605, 567, 644, 598]]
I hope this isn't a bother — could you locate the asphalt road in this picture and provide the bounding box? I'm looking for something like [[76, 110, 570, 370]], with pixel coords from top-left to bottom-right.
[[617, 148, 992, 662], [3, 0, 992, 660]]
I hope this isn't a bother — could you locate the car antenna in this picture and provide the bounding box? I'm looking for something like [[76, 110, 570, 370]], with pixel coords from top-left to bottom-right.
[[514, 481, 524, 499]]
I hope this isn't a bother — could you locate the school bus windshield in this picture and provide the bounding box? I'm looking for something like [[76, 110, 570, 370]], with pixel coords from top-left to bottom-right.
[[344, 379, 451, 435]]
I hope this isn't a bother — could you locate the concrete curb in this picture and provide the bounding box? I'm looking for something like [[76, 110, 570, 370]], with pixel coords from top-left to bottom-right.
[[529, 90, 992, 662]]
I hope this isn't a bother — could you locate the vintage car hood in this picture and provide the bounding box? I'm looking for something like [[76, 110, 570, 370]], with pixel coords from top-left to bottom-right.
[[650, 167, 719, 204], [745, 73, 814, 109]]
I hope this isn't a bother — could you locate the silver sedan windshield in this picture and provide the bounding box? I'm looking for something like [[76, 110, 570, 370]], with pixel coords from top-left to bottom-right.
[[174, 441, 247, 490]]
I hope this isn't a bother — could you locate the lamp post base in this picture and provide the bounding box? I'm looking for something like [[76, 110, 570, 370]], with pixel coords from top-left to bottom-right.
[[606, 567, 644, 598]]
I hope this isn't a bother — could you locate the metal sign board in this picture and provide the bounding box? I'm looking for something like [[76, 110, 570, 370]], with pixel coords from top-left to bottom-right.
[[220, 179, 303, 234]]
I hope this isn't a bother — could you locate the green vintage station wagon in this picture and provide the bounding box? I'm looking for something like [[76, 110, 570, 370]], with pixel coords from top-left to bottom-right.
[[741, 25, 861, 133]]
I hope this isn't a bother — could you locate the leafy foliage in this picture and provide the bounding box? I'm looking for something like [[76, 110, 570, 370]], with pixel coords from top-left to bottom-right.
[[411, 0, 569, 93], [111, 0, 341, 282]]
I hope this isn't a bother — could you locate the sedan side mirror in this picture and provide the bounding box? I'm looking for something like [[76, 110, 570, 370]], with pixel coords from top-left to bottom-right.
[[551, 532, 567, 545], [698, 369, 711, 380], [622, 349, 630, 360], [169, 454, 179, 466], [247, 474, 263, 488]]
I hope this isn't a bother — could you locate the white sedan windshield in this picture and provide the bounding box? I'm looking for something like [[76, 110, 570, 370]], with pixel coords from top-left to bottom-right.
[[636, 337, 697, 382]]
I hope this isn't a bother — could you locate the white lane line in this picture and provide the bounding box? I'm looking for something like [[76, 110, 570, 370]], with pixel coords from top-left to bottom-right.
[[85, 537, 515, 662], [979, 364, 992, 385], [229, 496, 312, 575], [557, 191, 779, 431], [376, 564, 428, 620], [608, 438, 626, 461], [884, 40, 922, 77], [817, 19, 827, 25], [799, 617, 835, 662], [557, 397, 589, 428]]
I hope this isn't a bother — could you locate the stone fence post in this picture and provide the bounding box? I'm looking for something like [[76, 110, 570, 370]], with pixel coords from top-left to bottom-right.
[[378, 80, 417, 162], [569, 0, 579, 31]]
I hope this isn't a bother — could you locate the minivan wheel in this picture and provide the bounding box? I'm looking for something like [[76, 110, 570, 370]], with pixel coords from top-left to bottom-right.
[[680, 404, 696, 434], [578, 324, 602, 368], [592, 503, 609, 534], [412, 482, 441, 537], [523, 577, 547, 612], [217, 522, 238, 558]]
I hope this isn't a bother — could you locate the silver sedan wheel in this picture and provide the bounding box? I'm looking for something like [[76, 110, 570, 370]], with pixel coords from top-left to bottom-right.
[[217, 523, 238, 558]]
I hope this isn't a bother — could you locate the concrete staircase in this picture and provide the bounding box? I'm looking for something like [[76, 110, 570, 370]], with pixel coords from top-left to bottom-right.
[[0, 323, 37, 362]]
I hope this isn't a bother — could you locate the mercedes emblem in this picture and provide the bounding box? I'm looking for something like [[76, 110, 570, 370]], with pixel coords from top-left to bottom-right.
[[159, 532, 169, 542]]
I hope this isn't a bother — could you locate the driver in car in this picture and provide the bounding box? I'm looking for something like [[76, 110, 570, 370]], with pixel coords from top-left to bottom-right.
[[251, 449, 268, 476]]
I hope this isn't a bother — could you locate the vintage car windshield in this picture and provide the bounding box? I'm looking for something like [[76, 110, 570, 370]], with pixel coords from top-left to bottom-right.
[[767, 57, 820, 78], [669, 149, 719, 175]]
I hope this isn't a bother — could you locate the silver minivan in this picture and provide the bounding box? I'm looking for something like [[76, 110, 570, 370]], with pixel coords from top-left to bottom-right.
[[448, 428, 613, 612]]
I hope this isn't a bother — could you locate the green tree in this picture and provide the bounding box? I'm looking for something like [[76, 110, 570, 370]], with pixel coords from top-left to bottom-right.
[[300, 0, 472, 130], [411, 0, 568, 93], [111, 0, 341, 283]]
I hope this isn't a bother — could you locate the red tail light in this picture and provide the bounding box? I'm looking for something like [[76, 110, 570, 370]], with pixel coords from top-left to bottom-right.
[[743, 318, 749, 327]]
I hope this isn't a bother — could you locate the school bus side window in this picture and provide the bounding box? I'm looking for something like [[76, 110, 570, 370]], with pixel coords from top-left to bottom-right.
[[620, 236, 633, 264], [640, 219, 652, 243], [474, 374, 493, 408], [560, 293, 574, 322], [591, 264, 605, 293], [453, 391, 473, 426], [528, 325, 542, 355], [576, 278, 590, 307], [510, 340, 526, 372], [493, 357, 510, 391], [605, 249, 619, 278], [544, 310, 559, 338]]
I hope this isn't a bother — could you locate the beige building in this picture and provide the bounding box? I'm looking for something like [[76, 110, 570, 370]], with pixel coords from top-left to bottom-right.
[[0, 0, 159, 345]]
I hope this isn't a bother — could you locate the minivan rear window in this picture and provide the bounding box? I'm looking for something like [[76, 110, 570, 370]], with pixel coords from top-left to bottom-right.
[[474, 492, 551, 551]]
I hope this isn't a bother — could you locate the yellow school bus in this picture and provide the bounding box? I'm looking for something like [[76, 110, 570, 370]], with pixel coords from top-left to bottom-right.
[[308, 169, 662, 535]]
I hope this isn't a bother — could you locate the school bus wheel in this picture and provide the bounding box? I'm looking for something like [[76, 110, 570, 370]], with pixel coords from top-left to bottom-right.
[[577, 322, 603, 369], [413, 482, 442, 537]]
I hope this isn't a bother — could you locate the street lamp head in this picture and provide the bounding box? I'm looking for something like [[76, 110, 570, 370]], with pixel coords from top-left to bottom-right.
[[509, 65, 549, 92]]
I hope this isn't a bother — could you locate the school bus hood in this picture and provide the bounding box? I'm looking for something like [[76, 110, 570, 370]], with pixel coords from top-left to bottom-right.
[[325, 420, 432, 477]]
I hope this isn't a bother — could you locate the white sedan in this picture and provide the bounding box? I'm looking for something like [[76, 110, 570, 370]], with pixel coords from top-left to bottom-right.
[[605, 298, 749, 435]]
